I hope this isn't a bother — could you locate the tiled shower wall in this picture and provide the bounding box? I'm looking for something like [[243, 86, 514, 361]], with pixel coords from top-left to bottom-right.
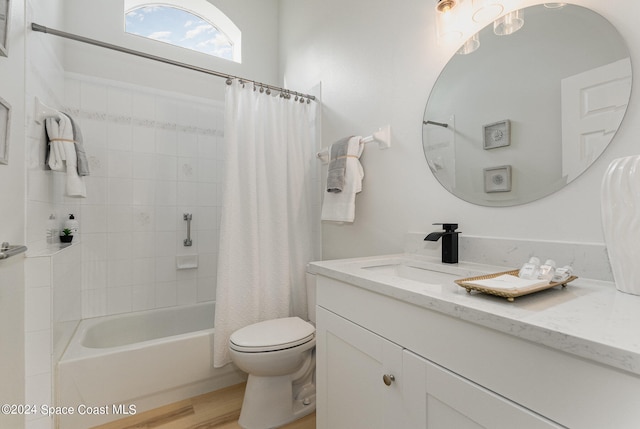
[[63, 73, 225, 318]]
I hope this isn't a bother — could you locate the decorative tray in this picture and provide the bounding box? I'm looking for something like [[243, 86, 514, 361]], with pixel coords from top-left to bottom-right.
[[455, 269, 578, 302]]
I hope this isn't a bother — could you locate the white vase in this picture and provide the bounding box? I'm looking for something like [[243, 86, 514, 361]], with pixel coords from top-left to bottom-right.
[[601, 155, 640, 295]]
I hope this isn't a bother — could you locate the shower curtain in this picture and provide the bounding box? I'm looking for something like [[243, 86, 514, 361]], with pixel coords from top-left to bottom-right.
[[213, 80, 317, 368]]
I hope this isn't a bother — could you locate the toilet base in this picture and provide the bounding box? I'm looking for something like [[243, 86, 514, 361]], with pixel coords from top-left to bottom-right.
[[238, 373, 316, 429]]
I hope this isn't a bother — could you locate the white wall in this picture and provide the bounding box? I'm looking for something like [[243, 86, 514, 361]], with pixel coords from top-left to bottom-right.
[[279, 0, 640, 260], [0, 0, 26, 427], [23, 0, 70, 427]]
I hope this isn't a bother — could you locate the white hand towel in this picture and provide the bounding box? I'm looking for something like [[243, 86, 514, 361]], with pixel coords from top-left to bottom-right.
[[467, 274, 550, 291], [46, 114, 87, 198], [321, 136, 364, 223]]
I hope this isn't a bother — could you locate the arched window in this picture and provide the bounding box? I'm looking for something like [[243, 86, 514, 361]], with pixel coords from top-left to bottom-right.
[[124, 0, 241, 63]]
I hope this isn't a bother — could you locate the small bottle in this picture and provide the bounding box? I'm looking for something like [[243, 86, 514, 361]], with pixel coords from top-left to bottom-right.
[[538, 259, 557, 282], [64, 214, 79, 235], [552, 265, 573, 283], [46, 214, 58, 244], [519, 257, 540, 279]]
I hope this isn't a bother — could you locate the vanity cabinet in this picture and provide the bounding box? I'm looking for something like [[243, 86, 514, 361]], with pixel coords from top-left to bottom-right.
[[314, 274, 640, 429], [317, 306, 559, 429]]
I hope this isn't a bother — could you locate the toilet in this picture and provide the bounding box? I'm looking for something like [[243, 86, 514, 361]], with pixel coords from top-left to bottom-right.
[[228, 273, 317, 429]]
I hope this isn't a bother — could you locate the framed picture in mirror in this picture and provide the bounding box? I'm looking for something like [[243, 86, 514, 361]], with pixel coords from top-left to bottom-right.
[[0, 0, 8, 57], [484, 165, 511, 193], [483, 120, 510, 150], [0, 96, 10, 164]]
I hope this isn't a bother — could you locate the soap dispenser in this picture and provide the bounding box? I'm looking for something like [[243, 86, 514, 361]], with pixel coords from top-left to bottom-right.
[[64, 214, 79, 235]]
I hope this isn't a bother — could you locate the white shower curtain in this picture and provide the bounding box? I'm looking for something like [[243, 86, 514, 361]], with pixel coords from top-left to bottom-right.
[[213, 80, 317, 368]]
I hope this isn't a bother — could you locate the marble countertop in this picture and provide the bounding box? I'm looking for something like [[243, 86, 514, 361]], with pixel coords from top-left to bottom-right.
[[308, 254, 640, 376]]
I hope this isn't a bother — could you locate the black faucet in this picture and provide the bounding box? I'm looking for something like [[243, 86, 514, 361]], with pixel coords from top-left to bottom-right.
[[424, 223, 460, 264]]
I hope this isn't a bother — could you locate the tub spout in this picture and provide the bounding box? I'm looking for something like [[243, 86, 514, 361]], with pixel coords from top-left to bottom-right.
[[424, 223, 459, 264]]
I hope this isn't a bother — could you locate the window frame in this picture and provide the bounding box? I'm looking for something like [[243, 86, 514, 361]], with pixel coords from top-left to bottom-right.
[[124, 0, 241, 63]]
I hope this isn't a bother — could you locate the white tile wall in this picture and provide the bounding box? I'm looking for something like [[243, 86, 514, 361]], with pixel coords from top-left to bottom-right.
[[24, 1, 72, 426], [24, 255, 53, 429], [64, 73, 225, 318]]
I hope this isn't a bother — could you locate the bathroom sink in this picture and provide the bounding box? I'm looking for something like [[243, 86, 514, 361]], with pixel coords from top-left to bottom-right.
[[359, 257, 467, 291], [363, 263, 444, 283]]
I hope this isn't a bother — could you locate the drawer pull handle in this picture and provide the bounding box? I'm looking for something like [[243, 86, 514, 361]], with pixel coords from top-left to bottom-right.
[[382, 374, 395, 386]]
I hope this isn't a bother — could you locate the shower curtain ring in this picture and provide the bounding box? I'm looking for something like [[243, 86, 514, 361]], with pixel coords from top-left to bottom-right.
[[259, 84, 264, 93], [225, 77, 233, 85], [266, 88, 271, 95]]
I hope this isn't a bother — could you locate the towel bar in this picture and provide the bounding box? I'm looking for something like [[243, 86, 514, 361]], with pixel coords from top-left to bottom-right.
[[0, 242, 28, 260], [316, 125, 391, 162], [34, 97, 63, 125]]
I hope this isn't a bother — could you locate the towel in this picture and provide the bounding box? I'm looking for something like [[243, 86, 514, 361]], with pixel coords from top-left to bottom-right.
[[326, 137, 351, 192], [467, 274, 550, 291], [321, 136, 364, 223], [68, 115, 90, 176], [46, 114, 87, 198]]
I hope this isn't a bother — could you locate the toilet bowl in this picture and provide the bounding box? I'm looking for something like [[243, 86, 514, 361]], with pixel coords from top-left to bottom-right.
[[228, 273, 317, 429]]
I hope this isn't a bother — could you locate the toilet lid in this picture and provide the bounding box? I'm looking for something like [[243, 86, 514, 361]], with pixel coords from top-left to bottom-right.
[[229, 317, 315, 353]]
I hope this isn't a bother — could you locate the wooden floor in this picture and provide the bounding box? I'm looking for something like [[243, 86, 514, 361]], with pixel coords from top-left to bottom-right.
[[92, 383, 315, 429]]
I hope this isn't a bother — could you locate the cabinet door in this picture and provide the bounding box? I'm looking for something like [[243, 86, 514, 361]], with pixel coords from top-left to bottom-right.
[[403, 350, 563, 429], [316, 306, 403, 429]]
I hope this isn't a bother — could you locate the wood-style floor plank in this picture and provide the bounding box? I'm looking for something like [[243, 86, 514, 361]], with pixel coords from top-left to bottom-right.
[[91, 383, 315, 429]]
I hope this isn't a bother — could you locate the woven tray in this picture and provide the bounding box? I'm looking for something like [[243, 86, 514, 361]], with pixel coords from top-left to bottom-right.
[[455, 270, 578, 302]]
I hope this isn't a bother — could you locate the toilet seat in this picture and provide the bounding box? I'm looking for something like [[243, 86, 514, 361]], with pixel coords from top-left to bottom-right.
[[230, 317, 315, 353]]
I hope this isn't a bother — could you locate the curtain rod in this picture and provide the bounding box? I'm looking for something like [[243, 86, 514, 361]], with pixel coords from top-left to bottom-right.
[[31, 23, 316, 102]]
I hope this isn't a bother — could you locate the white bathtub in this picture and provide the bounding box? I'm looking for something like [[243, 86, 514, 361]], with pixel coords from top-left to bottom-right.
[[57, 302, 246, 429]]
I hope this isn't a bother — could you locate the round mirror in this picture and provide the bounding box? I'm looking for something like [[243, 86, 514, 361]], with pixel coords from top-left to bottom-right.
[[423, 4, 632, 206]]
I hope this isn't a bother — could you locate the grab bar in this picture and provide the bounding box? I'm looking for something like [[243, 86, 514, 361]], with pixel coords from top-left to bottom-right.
[[0, 242, 28, 260], [423, 120, 449, 128], [183, 213, 193, 247]]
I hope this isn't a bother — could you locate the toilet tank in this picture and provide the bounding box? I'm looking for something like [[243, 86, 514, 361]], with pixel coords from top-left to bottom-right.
[[305, 272, 316, 324]]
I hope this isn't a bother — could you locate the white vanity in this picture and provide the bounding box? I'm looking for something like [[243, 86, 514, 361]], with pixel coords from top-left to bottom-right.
[[309, 254, 640, 429]]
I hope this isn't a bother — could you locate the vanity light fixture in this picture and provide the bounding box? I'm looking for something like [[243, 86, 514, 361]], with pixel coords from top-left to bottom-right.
[[435, 0, 463, 43], [494, 9, 524, 36], [472, 0, 504, 23], [436, 0, 457, 13], [457, 32, 480, 55], [435, 0, 524, 52]]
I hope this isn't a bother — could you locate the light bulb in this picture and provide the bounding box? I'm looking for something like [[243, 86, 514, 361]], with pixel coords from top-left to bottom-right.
[[494, 9, 524, 36], [457, 33, 480, 55], [472, 0, 503, 23]]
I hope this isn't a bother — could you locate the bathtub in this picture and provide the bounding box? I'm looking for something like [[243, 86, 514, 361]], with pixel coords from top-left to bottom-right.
[[57, 302, 246, 429]]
